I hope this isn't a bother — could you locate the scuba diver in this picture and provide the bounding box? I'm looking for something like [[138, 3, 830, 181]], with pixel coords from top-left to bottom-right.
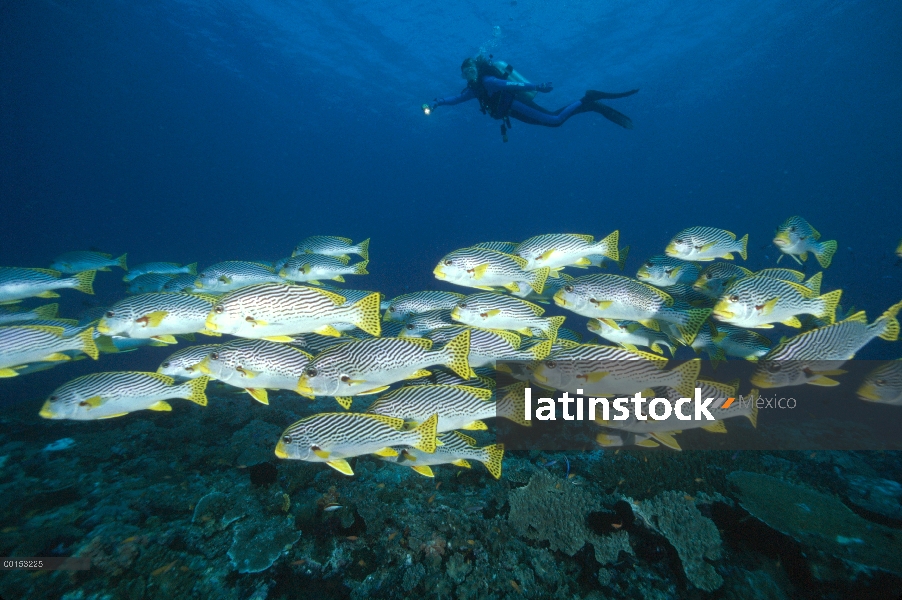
[[428, 56, 638, 142]]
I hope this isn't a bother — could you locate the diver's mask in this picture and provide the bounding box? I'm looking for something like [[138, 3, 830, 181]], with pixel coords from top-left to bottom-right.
[[461, 65, 478, 82]]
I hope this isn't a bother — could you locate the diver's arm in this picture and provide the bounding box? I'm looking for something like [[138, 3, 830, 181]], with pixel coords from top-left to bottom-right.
[[433, 87, 476, 107]]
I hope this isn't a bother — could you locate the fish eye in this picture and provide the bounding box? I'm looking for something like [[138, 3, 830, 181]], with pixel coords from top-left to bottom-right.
[[789, 226, 797, 232], [563, 285, 573, 292], [675, 239, 683, 244], [406, 324, 415, 330], [729, 294, 739, 302], [875, 378, 886, 386], [766, 363, 781, 373], [645, 262, 653, 268], [161, 362, 170, 368], [105, 311, 114, 318], [211, 352, 219, 360], [545, 361, 557, 369], [282, 435, 291, 444], [705, 273, 712, 280], [49, 395, 57, 401], [664, 268, 674, 275], [389, 306, 396, 312], [214, 305, 224, 314], [305, 367, 317, 377], [459, 303, 467, 309], [444, 260, 453, 266]]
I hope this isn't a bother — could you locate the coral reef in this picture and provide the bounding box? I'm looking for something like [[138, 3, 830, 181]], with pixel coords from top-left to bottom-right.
[[228, 515, 301, 574]]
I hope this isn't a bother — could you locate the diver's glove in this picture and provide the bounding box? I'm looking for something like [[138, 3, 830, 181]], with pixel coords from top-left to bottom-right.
[[535, 82, 553, 93]]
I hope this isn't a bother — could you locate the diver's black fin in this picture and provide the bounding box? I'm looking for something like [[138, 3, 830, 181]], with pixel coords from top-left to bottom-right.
[[592, 102, 634, 129], [583, 89, 639, 102]]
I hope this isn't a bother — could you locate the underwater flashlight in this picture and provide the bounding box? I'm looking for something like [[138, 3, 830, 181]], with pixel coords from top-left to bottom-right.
[[422, 103, 431, 115]]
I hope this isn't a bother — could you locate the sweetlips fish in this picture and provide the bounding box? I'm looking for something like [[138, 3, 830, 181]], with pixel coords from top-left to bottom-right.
[[123, 262, 196, 282], [665, 227, 748, 261], [97, 292, 220, 343], [292, 236, 370, 261], [712, 276, 842, 329], [587, 318, 677, 356], [636, 256, 701, 287], [513, 231, 620, 273], [0, 325, 98, 376], [382, 431, 505, 479], [126, 273, 177, 294], [161, 273, 199, 293], [365, 384, 498, 431], [773, 216, 837, 268], [434, 247, 550, 295], [50, 251, 127, 274], [0, 268, 95, 304], [383, 291, 465, 322], [692, 263, 753, 298], [857, 359, 902, 406], [279, 255, 368, 285], [451, 292, 565, 339], [157, 344, 220, 379], [194, 261, 282, 293]]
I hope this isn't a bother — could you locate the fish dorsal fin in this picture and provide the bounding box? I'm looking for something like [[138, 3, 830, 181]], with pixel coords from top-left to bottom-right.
[[571, 233, 594, 243], [508, 254, 529, 269], [724, 230, 737, 240], [190, 293, 220, 304], [783, 280, 817, 299], [643, 284, 674, 307], [698, 379, 736, 397], [362, 413, 406, 429], [844, 311, 868, 324], [32, 268, 62, 277], [403, 338, 433, 350], [453, 385, 493, 400], [16, 325, 66, 337], [481, 328, 521, 349], [144, 372, 176, 385], [625, 348, 669, 366], [315, 288, 347, 306], [451, 431, 478, 446]]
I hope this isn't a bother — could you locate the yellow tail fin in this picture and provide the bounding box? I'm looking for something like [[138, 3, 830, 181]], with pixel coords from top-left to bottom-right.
[[677, 308, 712, 345], [616, 245, 630, 271], [480, 443, 505, 479], [442, 329, 473, 379], [353, 260, 369, 275], [77, 327, 99, 360], [672, 358, 701, 399], [185, 262, 198, 275], [182, 376, 210, 406], [737, 234, 749, 260], [816, 289, 843, 325], [33, 304, 59, 319], [529, 267, 550, 295], [412, 413, 438, 453], [73, 270, 96, 295], [116, 253, 128, 270], [543, 315, 566, 342], [356, 238, 370, 260], [875, 300, 902, 341], [352, 292, 382, 337]]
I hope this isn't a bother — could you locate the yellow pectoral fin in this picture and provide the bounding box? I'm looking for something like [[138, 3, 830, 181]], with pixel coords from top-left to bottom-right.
[[472, 264, 489, 280], [808, 376, 840, 387], [142, 311, 169, 327], [584, 371, 608, 383], [327, 459, 354, 475], [262, 336, 295, 342], [372, 447, 398, 457], [152, 335, 179, 344], [84, 396, 104, 408], [43, 353, 71, 362], [596, 300, 614, 309], [0, 368, 19, 377], [148, 401, 172, 411], [760, 298, 779, 316], [411, 465, 435, 477], [485, 309, 502, 317]]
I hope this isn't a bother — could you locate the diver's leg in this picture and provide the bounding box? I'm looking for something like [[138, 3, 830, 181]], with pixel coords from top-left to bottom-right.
[[508, 99, 586, 127]]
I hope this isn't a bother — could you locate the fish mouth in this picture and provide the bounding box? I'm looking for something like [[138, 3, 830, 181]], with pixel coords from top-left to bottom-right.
[[532, 372, 549, 384], [749, 372, 775, 388], [772, 233, 790, 247], [664, 243, 679, 256], [432, 266, 445, 279], [95, 320, 112, 334], [193, 280, 204, 288], [274, 441, 289, 459], [552, 291, 567, 307], [204, 315, 219, 331], [295, 377, 315, 397], [636, 268, 649, 280], [195, 357, 214, 375], [856, 383, 880, 402], [38, 401, 56, 419], [711, 304, 734, 320], [450, 307, 461, 320], [278, 268, 288, 277]]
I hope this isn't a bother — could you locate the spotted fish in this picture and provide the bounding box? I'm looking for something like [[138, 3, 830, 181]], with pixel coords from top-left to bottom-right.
[[666, 227, 748, 261], [97, 293, 220, 342], [0, 268, 95, 304], [39, 371, 209, 420], [382, 431, 505, 479], [295, 330, 473, 409], [205, 283, 381, 339], [773, 216, 837, 268], [451, 292, 564, 339], [750, 301, 901, 388], [433, 248, 549, 295], [712, 276, 842, 329], [553, 273, 711, 344], [274, 412, 437, 475]]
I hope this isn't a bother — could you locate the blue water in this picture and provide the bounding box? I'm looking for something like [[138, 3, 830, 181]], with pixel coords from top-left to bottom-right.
[[2, 1, 902, 597]]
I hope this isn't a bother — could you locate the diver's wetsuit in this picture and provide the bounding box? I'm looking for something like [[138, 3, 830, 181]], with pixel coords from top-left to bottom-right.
[[434, 77, 588, 127]]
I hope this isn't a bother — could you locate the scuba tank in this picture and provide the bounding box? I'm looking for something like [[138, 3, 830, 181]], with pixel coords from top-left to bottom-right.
[[490, 59, 537, 101]]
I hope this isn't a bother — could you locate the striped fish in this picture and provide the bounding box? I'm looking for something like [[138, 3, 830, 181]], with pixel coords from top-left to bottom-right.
[[712, 276, 842, 329], [292, 236, 370, 261], [510, 272, 574, 303], [688, 323, 726, 364], [382, 431, 505, 479], [50, 251, 127, 274], [196, 339, 314, 404], [365, 384, 497, 431], [428, 325, 551, 367], [0, 303, 58, 324], [205, 283, 381, 339], [692, 263, 753, 298], [773, 216, 837, 268], [636, 256, 701, 288], [0, 325, 98, 376], [274, 412, 437, 476], [95, 334, 169, 354], [384, 291, 465, 322], [857, 359, 902, 406], [39, 372, 209, 420], [553, 273, 711, 344], [124, 262, 197, 282], [665, 227, 748, 261], [753, 268, 805, 283], [451, 292, 565, 340], [587, 318, 677, 356], [596, 380, 756, 451], [750, 301, 901, 388], [316, 286, 385, 336], [97, 293, 220, 342], [161, 273, 199, 293], [433, 247, 550, 295], [471, 241, 519, 253], [662, 284, 716, 308], [286, 333, 355, 355], [279, 255, 368, 285], [194, 261, 283, 293], [158, 344, 221, 379], [405, 364, 498, 389], [0, 268, 95, 304], [397, 310, 456, 338], [295, 330, 473, 409], [513, 232, 619, 273], [532, 344, 701, 399], [711, 323, 771, 361], [126, 273, 178, 294]]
